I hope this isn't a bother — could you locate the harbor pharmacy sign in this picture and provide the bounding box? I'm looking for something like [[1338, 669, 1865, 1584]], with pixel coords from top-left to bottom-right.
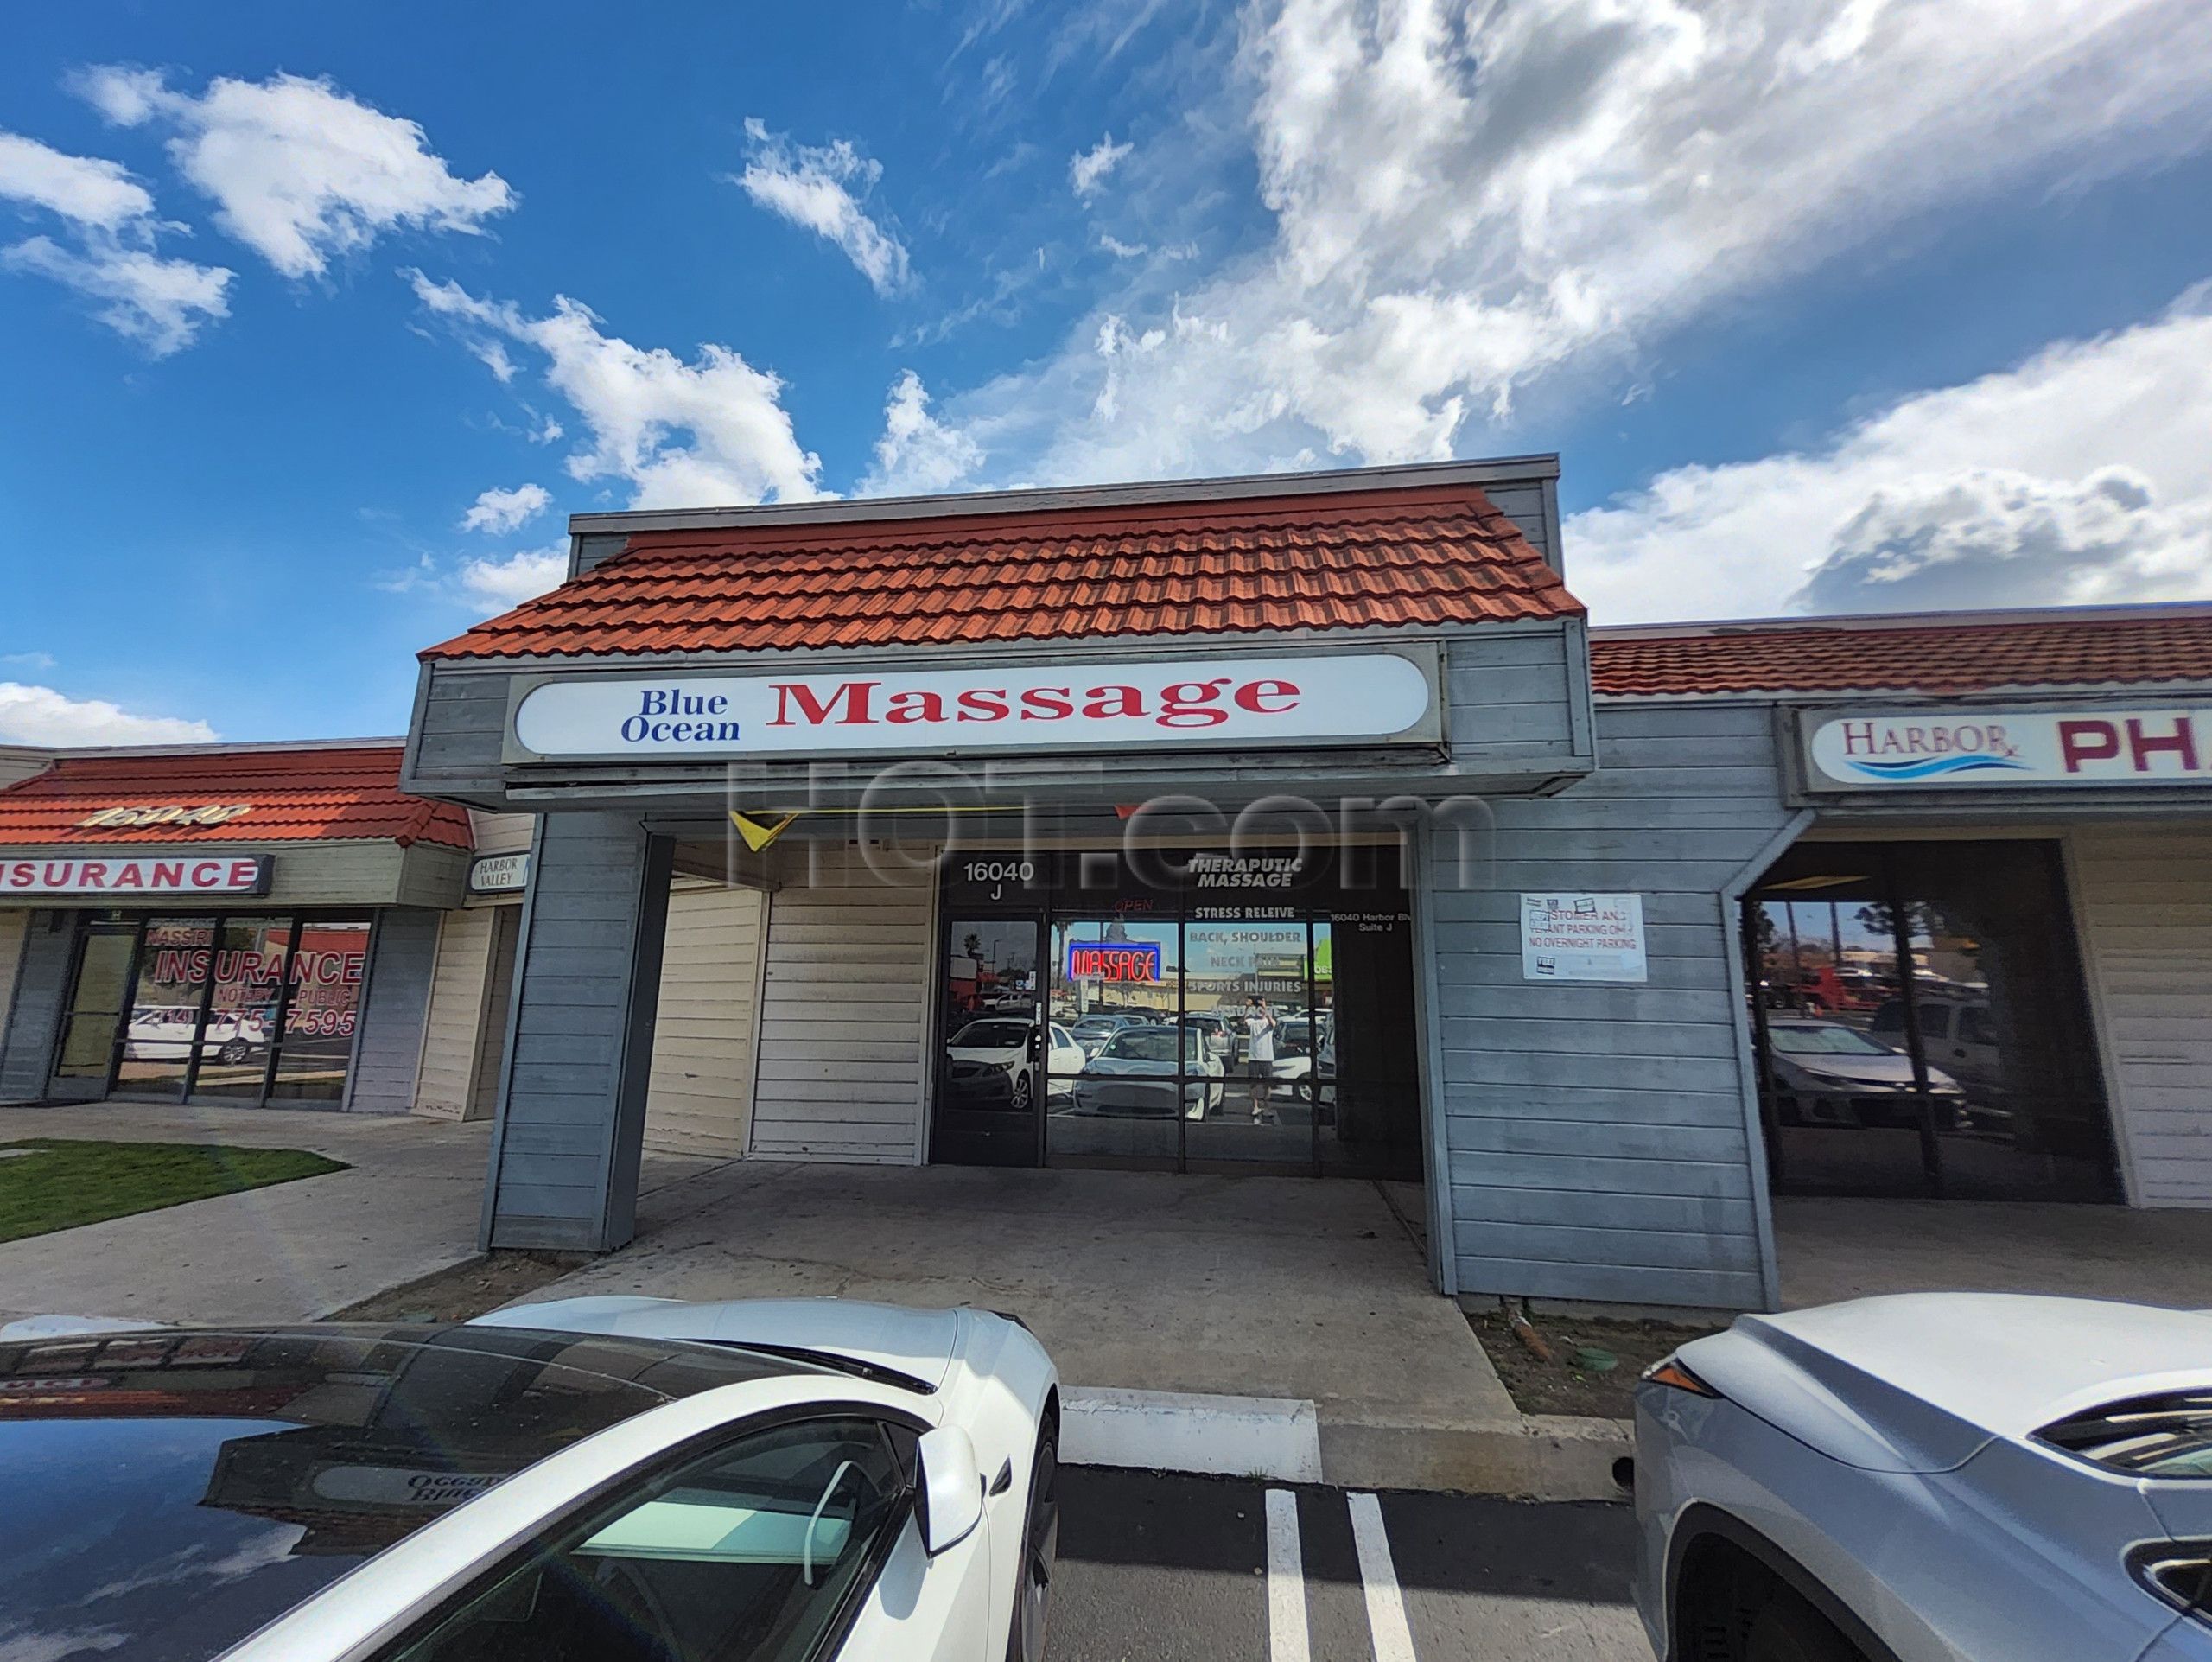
[[1801, 705, 2212, 791], [506, 646, 1440, 761]]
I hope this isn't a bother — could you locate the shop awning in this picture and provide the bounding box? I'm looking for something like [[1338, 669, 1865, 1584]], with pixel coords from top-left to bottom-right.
[[418, 479, 1583, 662], [0, 742, 473, 850]]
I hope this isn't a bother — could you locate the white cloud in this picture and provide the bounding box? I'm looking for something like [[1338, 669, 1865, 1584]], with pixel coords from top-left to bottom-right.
[[862, 371, 986, 496], [461, 482, 551, 534], [459, 544, 567, 608], [408, 271, 824, 510], [938, 0, 2212, 485], [0, 128, 232, 354], [78, 67, 514, 278], [733, 119, 910, 295], [1567, 290, 2212, 622], [0, 684, 217, 746], [0, 652, 56, 672], [1069, 132, 1132, 201], [0, 131, 152, 228]]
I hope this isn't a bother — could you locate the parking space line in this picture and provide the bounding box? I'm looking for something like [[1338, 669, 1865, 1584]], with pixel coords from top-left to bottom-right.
[[1265, 1488, 1310, 1662], [1347, 1491, 1419, 1662]]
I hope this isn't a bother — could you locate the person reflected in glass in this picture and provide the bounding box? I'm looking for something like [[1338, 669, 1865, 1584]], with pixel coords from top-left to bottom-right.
[[1243, 995, 1280, 1124]]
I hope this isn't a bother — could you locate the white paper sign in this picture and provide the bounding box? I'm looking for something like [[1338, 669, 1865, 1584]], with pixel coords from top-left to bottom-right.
[[1521, 893, 1648, 983]]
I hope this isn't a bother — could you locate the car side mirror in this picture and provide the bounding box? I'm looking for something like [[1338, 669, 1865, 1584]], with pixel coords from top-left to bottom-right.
[[914, 1425, 983, 1556]]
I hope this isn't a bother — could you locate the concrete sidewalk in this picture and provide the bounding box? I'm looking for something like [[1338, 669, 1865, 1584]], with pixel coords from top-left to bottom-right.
[[0, 1101, 722, 1326], [523, 1160, 1624, 1497]]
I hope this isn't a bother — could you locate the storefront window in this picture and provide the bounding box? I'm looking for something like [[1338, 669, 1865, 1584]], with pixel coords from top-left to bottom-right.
[[47, 911, 373, 1105], [117, 917, 214, 1097], [1747, 841, 2117, 1201], [937, 846, 1422, 1178], [270, 920, 372, 1101], [193, 916, 291, 1099], [1046, 916, 1181, 1167]]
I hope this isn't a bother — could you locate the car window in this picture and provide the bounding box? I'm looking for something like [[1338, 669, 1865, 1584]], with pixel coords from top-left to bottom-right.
[[1957, 1005, 1994, 1044], [1767, 1024, 1895, 1056], [1103, 1028, 1179, 1064], [381, 1416, 912, 1662], [1050, 1025, 1073, 1048], [951, 1021, 1027, 1049]]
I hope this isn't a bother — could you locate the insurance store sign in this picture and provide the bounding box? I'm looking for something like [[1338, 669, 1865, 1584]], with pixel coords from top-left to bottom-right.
[[1802, 707, 2212, 791], [507, 648, 1438, 761]]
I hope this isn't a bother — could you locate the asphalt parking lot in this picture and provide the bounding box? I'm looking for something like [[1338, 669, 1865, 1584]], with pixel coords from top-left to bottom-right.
[[1051, 1468, 1649, 1661]]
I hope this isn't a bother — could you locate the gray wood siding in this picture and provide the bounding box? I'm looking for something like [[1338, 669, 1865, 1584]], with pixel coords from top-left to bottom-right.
[[345, 907, 440, 1115], [469, 811, 536, 859], [644, 881, 765, 1156], [1433, 700, 1794, 1310], [484, 814, 671, 1251], [0, 911, 68, 1103], [751, 842, 932, 1164], [1441, 627, 1583, 772], [2073, 826, 2212, 1206]]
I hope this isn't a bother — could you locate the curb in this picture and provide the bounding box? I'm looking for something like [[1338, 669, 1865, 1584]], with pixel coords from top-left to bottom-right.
[[1061, 1384, 1632, 1501]]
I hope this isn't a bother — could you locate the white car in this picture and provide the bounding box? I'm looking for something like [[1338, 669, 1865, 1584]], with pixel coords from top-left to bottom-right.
[[945, 1017, 1087, 1108], [0, 1296, 1060, 1662], [1762, 1017, 1965, 1127], [1069, 1023, 1226, 1118], [126, 1004, 273, 1065], [1635, 1293, 2212, 1661]]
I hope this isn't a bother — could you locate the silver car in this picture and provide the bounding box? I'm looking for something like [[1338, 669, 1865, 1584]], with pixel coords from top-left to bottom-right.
[[1634, 1293, 2212, 1660]]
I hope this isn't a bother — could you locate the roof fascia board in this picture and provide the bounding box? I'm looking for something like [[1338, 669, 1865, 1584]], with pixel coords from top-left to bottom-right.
[[565, 454, 1561, 538]]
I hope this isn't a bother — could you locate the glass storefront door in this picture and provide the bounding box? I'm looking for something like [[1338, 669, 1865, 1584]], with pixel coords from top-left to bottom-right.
[[43, 910, 375, 1106], [931, 846, 1424, 1179], [929, 916, 1047, 1166], [48, 921, 137, 1101], [1747, 840, 2119, 1201]]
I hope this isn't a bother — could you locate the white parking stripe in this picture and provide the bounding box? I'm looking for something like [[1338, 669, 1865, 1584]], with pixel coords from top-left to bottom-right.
[[1348, 1492, 1419, 1662], [1265, 1488, 1311, 1662]]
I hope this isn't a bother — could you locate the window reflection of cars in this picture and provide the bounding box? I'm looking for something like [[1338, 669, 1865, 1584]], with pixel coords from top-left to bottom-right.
[[1871, 994, 2002, 1098], [1067, 1014, 1143, 1057], [1763, 1018, 1964, 1128], [127, 1006, 272, 1066], [1071, 1025, 1225, 1119], [944, 1019, 1085, 1113], [1179, 1012, 1236, 1060]]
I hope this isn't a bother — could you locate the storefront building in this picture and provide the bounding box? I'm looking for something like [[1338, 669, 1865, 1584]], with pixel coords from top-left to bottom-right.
[[399, 459, 2212, 1313], [0, 741, 524, 1115]]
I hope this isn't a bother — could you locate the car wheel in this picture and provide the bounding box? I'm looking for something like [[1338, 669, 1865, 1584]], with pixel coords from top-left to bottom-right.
[[1007, 1426, 1058, 1662], [219, 1039, 251, 1066], [1012, 1069, 1033, 1113]]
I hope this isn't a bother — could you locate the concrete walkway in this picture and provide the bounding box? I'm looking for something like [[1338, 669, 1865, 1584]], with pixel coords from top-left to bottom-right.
[[1777, 1194, 2212, 1309], [0, 1102, 498, 1324], [524, 1161, 1614, 1495]]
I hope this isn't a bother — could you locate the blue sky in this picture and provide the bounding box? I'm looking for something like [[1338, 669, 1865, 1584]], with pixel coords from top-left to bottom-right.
[[3, 0, 2210, 746]]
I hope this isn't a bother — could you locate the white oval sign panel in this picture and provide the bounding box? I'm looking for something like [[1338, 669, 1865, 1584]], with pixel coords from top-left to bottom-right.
[[512, 653, 1435, 760]]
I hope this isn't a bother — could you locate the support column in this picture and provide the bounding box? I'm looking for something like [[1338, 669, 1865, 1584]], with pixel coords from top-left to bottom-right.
[[480, 813, 672, 1251]]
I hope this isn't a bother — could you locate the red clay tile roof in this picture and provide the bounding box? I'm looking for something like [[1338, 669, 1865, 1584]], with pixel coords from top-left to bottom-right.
[[0, 744, 473, 850], [421, 483, 1581, 660], [1592, 611, 2212, 697]]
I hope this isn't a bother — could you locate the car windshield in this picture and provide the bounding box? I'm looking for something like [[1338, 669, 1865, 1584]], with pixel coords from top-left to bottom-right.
[[2039, 1391, 2212, 1477], [951, 1021, 1029, 1049], [1768, 1024, 1894, 1056], [0, 1325, 818, 1662], [1100, 1028, 1181, 1064]]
